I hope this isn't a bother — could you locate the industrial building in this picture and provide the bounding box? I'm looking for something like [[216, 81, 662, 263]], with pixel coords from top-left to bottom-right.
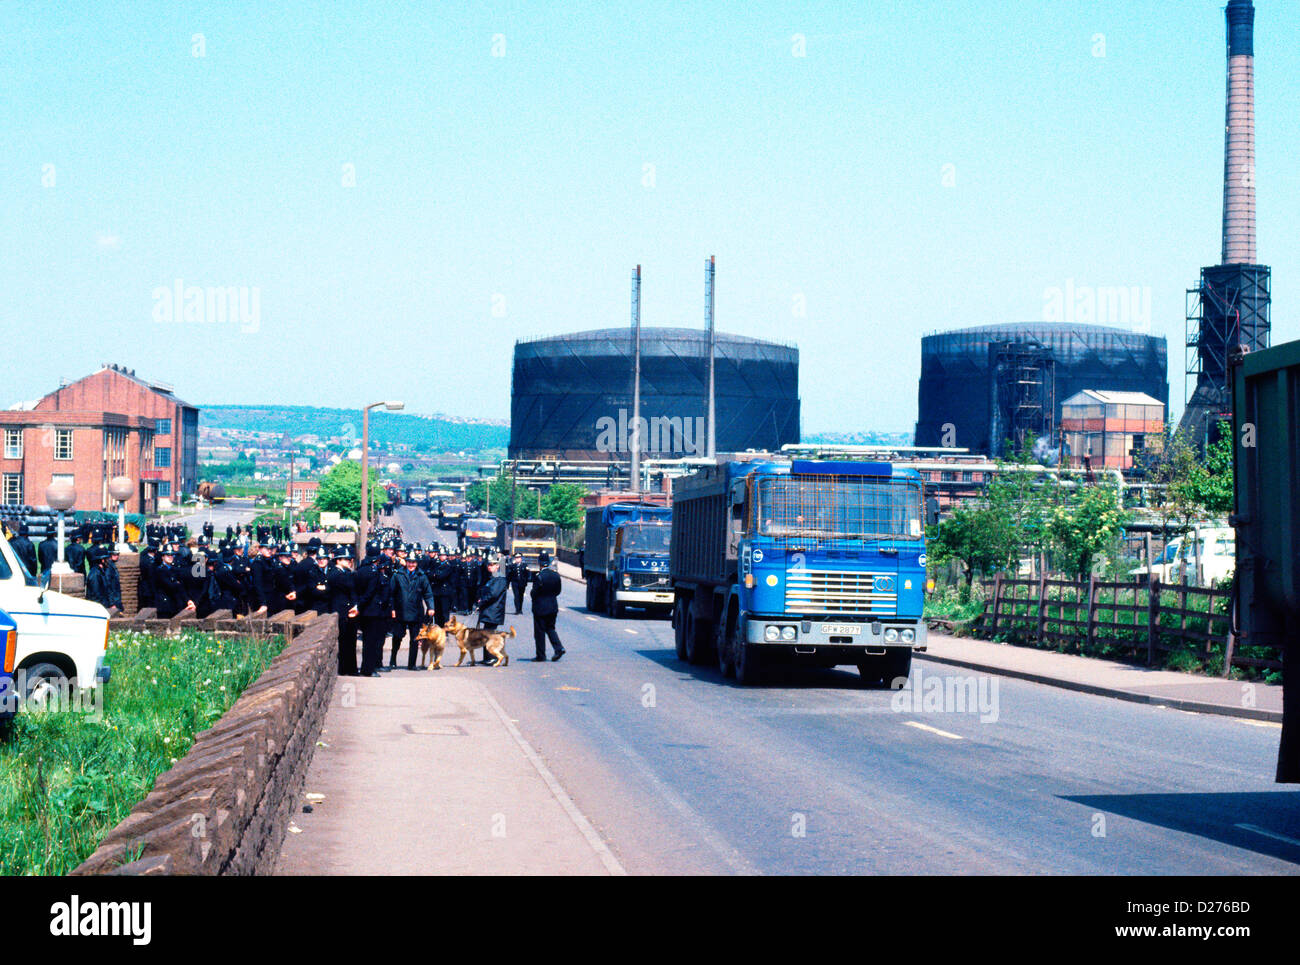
[[1059, 390, 1165, 470], [913, 322, 1168, 459], [509, 327, 800, 461], [1182, 0, 1270, 445], [0, 364, 199, 513]]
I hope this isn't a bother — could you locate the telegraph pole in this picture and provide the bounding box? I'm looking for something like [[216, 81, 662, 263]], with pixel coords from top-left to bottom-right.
[[630, 264, 642, 492], [706, 255, 716, 459]]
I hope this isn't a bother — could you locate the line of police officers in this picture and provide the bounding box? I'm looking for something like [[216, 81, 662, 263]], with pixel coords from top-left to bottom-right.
[[133, 532, 555, 676]]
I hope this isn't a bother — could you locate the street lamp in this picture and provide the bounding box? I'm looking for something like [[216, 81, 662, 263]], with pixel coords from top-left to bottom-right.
[[358, 400, 404, 558], [108, 476, 135, 552], [45, 481, 76, 581]]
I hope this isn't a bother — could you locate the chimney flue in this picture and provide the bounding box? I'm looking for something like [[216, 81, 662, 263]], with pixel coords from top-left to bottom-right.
[[1221, 0, 1256, 264]]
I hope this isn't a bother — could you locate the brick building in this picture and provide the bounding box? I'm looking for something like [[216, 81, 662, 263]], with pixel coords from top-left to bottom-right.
[[0, 365, 199, 513], [1060, 390, 1164, 470]]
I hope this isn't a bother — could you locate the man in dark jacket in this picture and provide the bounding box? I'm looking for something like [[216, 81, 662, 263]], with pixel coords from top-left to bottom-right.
[[506, 553, 530, 615], [249, 543, 275, 615], [138, 543, 158, 609], [268, 546, 298, 614], [86, 547, 116, 612], [390, 555, 435, 669], [474, 558, 510, 667], [66, 531, 88, 574], [430, 553, 454, 627], [356, 545, 391, 677], [328, 547, 360, 676], [10, 525, 37, 576], [153, 547, 194, 618], [37, 534, 59, 586], [530, 553, 565, 661]]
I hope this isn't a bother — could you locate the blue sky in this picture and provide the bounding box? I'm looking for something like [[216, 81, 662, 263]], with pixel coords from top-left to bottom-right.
[[2, 0, 1297, 432]]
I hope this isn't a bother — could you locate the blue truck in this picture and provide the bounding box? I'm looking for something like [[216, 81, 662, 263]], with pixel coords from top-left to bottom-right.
[[669, 459, 928, 684], [583, 503, 673, 618]]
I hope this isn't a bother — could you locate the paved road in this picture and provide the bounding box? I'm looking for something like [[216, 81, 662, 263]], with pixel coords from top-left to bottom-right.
[[170, 497, 263, 533], [389, 507, 1299, 874]]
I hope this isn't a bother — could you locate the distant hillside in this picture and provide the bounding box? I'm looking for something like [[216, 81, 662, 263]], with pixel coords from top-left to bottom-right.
[[200, 405, 508, 452], [801, 430, 915, 447]]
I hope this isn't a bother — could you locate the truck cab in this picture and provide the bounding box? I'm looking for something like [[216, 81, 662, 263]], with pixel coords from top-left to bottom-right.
[[607, 521, 673, 617], [506, 519, 558, 567], [460, 516, 500, 553], [671, 460, 927, 685], [0, 534, 111, 703]]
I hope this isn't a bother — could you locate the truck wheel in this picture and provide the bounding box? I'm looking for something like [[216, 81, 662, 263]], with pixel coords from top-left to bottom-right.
[[674, 600, 689, 661], [606, 584, 623, 619], [585, 580, 596, 611], [716, 621, 735, 678], [685, 612, 713, 665], [882, 651, 912, 689], [734, 633, 762, 686], [21, 662, 70, 710]]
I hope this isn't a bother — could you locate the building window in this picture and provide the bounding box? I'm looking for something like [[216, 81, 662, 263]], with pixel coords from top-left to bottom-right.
[[2, 474, 21, 505], [54, 429, 73, 460], [156, 418, 172, 435], [155, 447, 171, 469], [3, 429, 21, 460], [157, 481, 171, 498]]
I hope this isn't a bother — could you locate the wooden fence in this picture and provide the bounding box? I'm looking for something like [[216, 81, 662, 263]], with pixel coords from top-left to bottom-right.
[[978, 575, 1282, 676]]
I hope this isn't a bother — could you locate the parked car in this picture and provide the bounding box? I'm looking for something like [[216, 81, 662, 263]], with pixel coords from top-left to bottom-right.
[[0, 534, 111, 705], [1129, 537, 1183, 583], [1169, 527, 1236, 586]]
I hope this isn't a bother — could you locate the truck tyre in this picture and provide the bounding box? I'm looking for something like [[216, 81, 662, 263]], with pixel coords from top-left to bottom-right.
[[607, 585, 624, 619], [882, 650, 912, 689], [21, 662, 69, 710], [585, 579, 596, 611], [674, 599, 689, 661], [685, 612, 713, 665], [716, 620, 735, 678], [734, 633, 762, 686]]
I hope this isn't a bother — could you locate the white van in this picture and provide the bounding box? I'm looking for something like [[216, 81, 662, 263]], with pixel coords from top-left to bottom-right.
[[1168, 527, 1236, 586], [1129, 537, 1183, 583], [0, 534, 111, 700]]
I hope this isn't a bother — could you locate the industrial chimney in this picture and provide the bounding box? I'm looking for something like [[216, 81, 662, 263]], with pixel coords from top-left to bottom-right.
[[1180, 0, 1270, 447], [1221, 0, 1256, 264]]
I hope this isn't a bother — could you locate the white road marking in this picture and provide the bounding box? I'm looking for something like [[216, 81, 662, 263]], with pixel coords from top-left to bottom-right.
[[623, 628, 638, 635], [483, 691, 627, 876], [586, 616, 598, 622], [1237, 719, 1282, 729], [1234, 823, 1300, 848], [903, 721, 964, 740]]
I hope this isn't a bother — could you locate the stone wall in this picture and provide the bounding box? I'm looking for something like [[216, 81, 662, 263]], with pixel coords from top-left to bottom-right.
[[71, 612, 338, 876]]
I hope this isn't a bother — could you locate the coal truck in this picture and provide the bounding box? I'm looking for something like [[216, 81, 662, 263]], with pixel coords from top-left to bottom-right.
[[583, 503, 673, 617], [670, 459, 928, 685]]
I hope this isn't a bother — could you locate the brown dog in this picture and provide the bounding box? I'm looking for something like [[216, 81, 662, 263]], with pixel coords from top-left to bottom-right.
[[417, 620, 449, 670], [446, 615, 514, 667]]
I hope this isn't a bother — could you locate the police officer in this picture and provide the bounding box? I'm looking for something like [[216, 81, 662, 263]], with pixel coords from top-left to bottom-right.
[[268, 545, 298, 614], [154, 546, 195, 618], [474, 558, 510, 667], [66, 529, 88, 575], [430, 551, 454, 627], [138, 541, 158, 610], [37, 532, 58, 586], [328, 546, 360, 676], [390, 553, 435, 669], [531, 552, 565, 661], [249, 543, 274, 615], [86, 547, 120, 613], [356, 543, 391, 677], [506, 553, 530, 615], [10, 524, 37, 576], [293, 540, 321, 613]]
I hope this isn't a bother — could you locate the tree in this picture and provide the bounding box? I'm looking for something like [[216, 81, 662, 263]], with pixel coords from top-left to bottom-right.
[[928, 502, 1019, 593], [314, 460, 383, 522], [538, 483, 586, 531], [1183, 421, 1234, 516], [466, 472, 521, 520], [1046, 480, 1131, 578]]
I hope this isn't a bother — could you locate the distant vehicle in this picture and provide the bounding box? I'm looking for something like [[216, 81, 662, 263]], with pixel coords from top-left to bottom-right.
[[460, 516, 501, 553], [1169, 527, 1236, 586], [670, 459, 927, 685], [427, 489, 455, 518], [505, 519, 558, 567], [439, 501, 469, 530], [583, 504, 672, 617], [1129, 537, 1183, 583], [0, 533, 111, 707], [197, 481, 226, 504], [406, 486, 429, 508]]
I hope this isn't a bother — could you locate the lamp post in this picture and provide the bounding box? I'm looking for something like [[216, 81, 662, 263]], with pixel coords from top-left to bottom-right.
[[358, 400, 404, 559], [109, 476, 134, 552], [45, 482, 76, 582]]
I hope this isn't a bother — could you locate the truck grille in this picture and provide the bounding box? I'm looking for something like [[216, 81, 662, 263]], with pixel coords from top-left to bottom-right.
[[784, 570, 897, 614], [628, 571, 671, 589]]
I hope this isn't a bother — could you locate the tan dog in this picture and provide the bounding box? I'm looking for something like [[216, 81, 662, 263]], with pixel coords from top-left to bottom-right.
[[417, 620, 450, 670], [446, 615, 514, 667]]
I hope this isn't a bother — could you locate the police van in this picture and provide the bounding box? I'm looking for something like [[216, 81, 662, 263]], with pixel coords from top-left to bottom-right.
[[0, 534, 111, 704]]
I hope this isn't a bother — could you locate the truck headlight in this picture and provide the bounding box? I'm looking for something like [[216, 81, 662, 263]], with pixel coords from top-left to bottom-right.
[[764, 625, 780, 642], [622, 574, 631, 587], [781, 626, 796, 641], [884, 627, 900, 642], [901, 628, 915, 643]]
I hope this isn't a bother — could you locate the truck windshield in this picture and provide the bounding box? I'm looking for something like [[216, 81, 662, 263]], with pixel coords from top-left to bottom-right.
[[621, 524, 671, 552], [754, 476, 922, 541], [465, 521, 495, 537], [513, 523, 555, 540]]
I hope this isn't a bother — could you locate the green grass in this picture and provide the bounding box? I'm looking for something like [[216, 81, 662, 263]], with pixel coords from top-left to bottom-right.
[[0, 628, 283, 875]]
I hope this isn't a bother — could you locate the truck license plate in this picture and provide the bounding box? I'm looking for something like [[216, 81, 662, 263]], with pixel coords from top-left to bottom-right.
[[820, 624, 860, 635]]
